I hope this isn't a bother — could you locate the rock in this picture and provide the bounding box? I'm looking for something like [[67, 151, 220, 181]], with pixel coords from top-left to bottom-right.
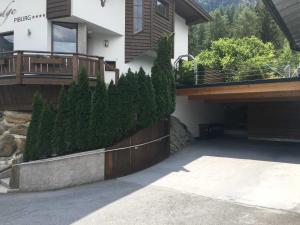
[[12, 154, 23, 165], [0, 125, 5, 136], [8, 125, 28, 136], [4, 111, 31, 125], [0, 134, 17, 157], [15, 138, 26, 154], [170, 116, 194, 154]]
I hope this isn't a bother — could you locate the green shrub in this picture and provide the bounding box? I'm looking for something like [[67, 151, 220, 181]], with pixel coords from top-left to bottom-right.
[[65, 82, 78, 153], [89, 76, 108, 149], [36, 103, 56, 159], [23, 93, 43, 162], [76, 68, 91, 151], [107, 80, 122, 145], [118, 69, 139, 135], [137, 67, 157, 129], [151, 34, 175, 118], [52, 87, 68, 156]]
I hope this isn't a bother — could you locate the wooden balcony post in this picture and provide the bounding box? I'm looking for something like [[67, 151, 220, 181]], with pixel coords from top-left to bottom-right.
[[99, 57, 105, 81], [15, 51, 23, 84], [115, 69, 120, 84], [72, 54, 79, 82]]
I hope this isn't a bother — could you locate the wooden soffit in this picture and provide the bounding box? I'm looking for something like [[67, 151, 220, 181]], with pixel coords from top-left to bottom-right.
[[175, 0, 212, 24]]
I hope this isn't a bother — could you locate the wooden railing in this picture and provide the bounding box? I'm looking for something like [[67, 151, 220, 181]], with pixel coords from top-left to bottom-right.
[[0, 51, 120, 85]]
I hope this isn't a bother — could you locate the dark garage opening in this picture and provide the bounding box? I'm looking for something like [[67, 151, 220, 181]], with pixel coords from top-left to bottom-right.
[[220, 102, 300, 142]]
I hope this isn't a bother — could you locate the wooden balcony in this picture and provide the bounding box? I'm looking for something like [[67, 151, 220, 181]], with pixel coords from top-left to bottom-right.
[[0, 51, 120, 86], [0, 51, 120, 111]]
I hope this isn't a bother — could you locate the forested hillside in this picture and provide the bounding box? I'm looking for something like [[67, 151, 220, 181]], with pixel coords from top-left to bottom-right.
[[198, 0, 256, 11], [190, 0, 284, 53], [179, 0, 300, 85]]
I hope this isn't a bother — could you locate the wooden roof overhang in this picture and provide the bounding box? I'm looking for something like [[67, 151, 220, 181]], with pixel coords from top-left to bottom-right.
[[263, 0, 300, 51], [175, 0, 213, 24], [177, 79, 300, 103]]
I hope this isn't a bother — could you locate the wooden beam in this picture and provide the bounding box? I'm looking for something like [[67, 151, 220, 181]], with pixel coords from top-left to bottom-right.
[[177, 81, 300, 97], [188, 90, 300, 102]]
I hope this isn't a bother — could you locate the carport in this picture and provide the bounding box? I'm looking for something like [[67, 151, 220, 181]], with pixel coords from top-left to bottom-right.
[[175, 78, 300, 142]]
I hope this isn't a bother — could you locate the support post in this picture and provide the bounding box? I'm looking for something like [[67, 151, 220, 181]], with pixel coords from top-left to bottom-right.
[[115, 69, 120, 84], [99, 57, 105, 81], [72, 54, 79, 82], [15, 51, 23, 84]]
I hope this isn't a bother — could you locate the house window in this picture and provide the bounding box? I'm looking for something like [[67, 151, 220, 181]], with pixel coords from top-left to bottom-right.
[[52, 22, 78, 53], [133, 0, 143, 34], [0, 32, 14, 52], [156, 0, 169, 18]]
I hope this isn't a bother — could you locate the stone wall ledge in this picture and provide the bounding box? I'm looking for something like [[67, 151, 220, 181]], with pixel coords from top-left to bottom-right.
[[10, 149, 105, 192]]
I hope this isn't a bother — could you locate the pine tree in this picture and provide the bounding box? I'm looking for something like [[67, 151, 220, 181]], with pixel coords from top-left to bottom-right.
[[116, 74, 135, 138], [23, 93, 43, 162], [107, 81, 121, 145], [121, 69, 139, 133], [52, 87, 68, 156], [65, 82, 78, 153], [76, 68, 92, 151], [89, 76, 108, 149], [36, 103, 56, 159], [151, 35, 175, 119], [256, 0, 284, 49], [137, 67, 157, 129]]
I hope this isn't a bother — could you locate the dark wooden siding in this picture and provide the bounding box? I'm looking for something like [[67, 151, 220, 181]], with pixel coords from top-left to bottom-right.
[[125, 0, 175, 62], [125, 0, 152, 63], [0, 85, 61, 111], [248, 102, 300, 140], [47, 0, 71, 19], [151, 0, 175, 47]]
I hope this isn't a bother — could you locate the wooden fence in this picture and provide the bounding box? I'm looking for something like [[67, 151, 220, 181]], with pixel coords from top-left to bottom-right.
[[105, 119, 170, 179]]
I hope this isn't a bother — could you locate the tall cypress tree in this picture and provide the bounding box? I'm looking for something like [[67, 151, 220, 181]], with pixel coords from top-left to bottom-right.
[[89, 76, 108, 149], [76, 68, 91, 151], [137, 67, 157, 129], [36, 103, 56, 159], [107, 80, 121, 145], [65, 82, 78, 153], [151, 35, 175, 119], [52, 87, 68, 156], [23, 93, 43, 162]]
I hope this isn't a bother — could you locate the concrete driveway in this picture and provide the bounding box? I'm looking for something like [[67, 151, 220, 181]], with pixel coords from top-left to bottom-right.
[[1, 138, 300, 225]]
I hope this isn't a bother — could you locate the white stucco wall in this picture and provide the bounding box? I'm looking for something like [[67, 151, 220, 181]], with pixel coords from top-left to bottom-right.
[[173, 14, 189, 61], [0, 0, 50, 51], [173, 96, 224, 137], [71, 0, 125, 35]]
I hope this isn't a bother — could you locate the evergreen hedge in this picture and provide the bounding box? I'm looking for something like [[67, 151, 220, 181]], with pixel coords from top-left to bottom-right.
[[24, 36, 174, 162], [89, 76, 108, 149], [107, 80, 122, 144], [151, 34, 176, 118], [36, 103, 56, 159], [23, 93, 43, 162], [52, 87, 68, 156], [118, 69, 139, 137], [137, 67, 157, 129], [65, 82, 78, 153], [76, 68, 91, 151]]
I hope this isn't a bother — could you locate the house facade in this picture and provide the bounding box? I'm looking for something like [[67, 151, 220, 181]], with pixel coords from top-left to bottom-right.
[[0, 0, 211, 82]]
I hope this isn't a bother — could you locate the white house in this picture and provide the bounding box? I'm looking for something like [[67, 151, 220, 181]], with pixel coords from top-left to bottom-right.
[[0, 0, 211, 82]]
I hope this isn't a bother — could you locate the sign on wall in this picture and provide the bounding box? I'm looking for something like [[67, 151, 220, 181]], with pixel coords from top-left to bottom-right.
[[0, 0, 16, 26]]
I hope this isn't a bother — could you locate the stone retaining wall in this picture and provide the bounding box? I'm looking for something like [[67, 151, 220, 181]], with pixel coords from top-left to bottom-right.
[[10, 150, 105, 192]]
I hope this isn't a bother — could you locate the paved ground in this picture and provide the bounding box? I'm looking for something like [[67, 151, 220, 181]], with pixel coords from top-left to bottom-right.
[[1, 138, 300, 225]]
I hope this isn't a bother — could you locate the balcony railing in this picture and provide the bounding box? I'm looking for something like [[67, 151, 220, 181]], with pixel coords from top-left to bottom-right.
[[0, 51, 120, 85]]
